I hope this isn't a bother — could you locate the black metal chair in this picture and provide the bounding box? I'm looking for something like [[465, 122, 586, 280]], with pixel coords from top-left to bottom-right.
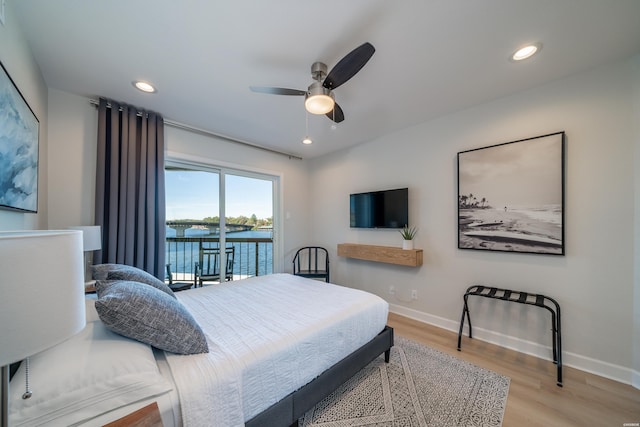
[[293, 246, 330, 282], [165, 264, 194, 292], [195, 246, 235, 286]]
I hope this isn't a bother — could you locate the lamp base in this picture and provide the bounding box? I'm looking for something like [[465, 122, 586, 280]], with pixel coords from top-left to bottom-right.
[[83, 253, 92, 283]]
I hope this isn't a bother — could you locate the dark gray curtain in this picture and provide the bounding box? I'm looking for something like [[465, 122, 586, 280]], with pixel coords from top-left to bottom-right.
[[94, 97, 166, 279]]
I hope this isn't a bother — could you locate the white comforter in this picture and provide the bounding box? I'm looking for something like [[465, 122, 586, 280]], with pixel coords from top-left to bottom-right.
[[164, 273, 388, 427]]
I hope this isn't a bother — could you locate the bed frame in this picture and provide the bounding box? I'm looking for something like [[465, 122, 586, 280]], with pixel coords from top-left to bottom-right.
[[245, 326, 394, 427]]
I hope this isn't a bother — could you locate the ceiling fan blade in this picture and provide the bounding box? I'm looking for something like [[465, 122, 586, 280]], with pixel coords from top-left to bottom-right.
[[323, 42, 375, 90], [326, 102, 345, 123], [250, 86, 306, 96]]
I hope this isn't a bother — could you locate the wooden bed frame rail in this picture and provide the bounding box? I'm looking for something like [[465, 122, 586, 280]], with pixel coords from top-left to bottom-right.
[[245, 326, 394, 427]]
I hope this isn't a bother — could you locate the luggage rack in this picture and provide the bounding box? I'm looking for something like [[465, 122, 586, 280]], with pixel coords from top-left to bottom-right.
[[457, 285, 563, 386]]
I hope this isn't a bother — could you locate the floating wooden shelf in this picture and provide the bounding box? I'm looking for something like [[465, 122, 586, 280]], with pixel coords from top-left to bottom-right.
[[337, 243, 423, 267]]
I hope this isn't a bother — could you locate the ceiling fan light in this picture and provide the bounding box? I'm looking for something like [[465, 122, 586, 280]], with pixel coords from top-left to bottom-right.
[[305, 82, 335, 115], [305, 95, 334, 114]]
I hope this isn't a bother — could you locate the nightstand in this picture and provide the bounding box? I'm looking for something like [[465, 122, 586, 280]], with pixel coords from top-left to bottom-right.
[[84, 280, 96, 294]]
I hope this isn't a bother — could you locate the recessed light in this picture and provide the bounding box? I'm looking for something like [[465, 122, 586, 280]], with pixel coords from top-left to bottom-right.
[[302, 136, 313, 145], [510, 43, 542, 62], [132, 80, 157, 93]]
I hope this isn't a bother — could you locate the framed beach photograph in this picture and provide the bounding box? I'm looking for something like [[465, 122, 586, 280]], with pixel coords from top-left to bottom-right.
[[457, 132, 565, 255], [0, 60, 40, 213]]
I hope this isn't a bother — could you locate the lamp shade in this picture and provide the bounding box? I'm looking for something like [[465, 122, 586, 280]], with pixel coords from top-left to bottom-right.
[[67, 226, 102, 252], [0, 230, 86, 366]]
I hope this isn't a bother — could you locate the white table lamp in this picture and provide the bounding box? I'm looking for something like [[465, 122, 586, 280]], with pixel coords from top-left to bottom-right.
[[67, 226, 102, 281], [0, 230, 86, 427]]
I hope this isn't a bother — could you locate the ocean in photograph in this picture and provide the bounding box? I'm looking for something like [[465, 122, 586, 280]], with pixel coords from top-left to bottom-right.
[[459, 204, 562, 254]]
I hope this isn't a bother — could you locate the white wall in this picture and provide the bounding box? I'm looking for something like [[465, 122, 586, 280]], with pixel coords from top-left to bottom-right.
[[632, 55, 640, 389], [0, 0, 48, 230], [309, 57, 639, 385], [45, 90, 313, 271], [47, 90, 97, 228]]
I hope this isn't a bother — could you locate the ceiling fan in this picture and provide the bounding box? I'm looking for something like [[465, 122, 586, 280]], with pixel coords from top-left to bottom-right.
[[250, 42, 375, 123]]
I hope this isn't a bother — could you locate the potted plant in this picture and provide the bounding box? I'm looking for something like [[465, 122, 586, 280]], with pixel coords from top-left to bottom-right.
[[399, 225, 418, 250]]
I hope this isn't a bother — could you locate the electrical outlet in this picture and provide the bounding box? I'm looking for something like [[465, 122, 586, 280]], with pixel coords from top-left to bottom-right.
[[389, 285, 395, 295], [411, 289, 418, 300]]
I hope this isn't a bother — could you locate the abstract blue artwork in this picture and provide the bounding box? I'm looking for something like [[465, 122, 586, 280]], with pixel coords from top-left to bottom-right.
[[0, 61, 39, 213]]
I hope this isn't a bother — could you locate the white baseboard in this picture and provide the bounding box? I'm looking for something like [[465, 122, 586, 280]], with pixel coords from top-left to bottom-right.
[[389, 304, 637, 387]]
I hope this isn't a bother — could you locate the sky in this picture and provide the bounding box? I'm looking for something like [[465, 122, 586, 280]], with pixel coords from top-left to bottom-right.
[[458, 134, 563, 209], [165, 170, 273, 220]]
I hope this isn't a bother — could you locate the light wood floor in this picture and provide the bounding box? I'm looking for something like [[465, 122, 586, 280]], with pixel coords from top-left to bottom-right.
[[387, 313, 640, 427]]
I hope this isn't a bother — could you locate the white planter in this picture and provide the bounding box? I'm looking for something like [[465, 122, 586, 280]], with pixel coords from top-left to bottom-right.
[[402, 240, 414, 250]]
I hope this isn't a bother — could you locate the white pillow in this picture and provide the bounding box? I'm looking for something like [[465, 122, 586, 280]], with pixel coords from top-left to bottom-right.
[[9, 321, 173, 426]]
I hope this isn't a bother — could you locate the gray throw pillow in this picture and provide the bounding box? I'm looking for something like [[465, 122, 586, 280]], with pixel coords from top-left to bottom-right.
[[95, 280, 208, 355], [91, 263, 120, 280], [92, 263, 176, 299]]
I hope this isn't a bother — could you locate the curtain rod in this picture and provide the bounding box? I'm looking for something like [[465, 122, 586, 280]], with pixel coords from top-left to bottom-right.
[[88, 99, 303, 160]]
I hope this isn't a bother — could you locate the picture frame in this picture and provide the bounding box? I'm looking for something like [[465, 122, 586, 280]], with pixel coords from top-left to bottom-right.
[[0, 60, 40, 213], [457, 132, 565, 255]]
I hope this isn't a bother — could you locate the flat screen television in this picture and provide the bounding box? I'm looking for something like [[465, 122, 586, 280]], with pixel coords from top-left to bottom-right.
[[350, 188, 408, 229]]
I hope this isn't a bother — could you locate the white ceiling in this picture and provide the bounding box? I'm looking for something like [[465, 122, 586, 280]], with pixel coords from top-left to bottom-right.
[[13, 0, 640, 159]]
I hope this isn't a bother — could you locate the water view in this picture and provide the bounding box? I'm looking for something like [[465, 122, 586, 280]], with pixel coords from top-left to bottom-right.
[[166, 226, 273, 281], [164, 170, 275, 281]]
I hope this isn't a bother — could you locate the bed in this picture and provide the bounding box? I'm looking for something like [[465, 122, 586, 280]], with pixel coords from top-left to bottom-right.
[[9, 272, 392, 426]]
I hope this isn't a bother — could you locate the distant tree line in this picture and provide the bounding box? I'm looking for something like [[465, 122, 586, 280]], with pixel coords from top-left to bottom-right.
[[202, 215, 272, 229], [458, 193, 491, 209]]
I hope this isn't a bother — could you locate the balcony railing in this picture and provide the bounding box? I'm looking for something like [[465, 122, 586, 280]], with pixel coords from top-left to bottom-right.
[[165, 235, 273, 282]]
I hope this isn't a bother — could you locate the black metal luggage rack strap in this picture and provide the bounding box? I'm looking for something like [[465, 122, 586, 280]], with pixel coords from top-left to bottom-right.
[[457, 285, 563, 387]]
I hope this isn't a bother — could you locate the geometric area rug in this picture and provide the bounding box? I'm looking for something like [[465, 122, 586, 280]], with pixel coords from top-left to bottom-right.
[[299, 336, 510, 427]]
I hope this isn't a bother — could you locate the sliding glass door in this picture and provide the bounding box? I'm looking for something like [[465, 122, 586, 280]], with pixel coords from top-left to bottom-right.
[[225, 173, 273, 278], [164, 165, 275, 284], [165, 168, 220, 283]]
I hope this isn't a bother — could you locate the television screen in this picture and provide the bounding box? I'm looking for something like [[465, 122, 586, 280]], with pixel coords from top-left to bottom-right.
[[350, 188, 408, 228]]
